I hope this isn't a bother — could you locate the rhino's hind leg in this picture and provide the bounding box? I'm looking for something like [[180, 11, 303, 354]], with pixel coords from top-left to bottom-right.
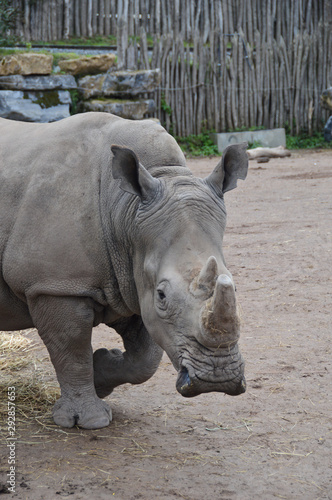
[[93, 315, 163, 398], [28, 295, 111, 429]]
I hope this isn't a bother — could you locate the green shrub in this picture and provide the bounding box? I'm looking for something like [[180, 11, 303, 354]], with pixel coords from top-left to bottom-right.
[[286, 131, 332, 149], [69, 89, 80, 115], [34, 35, 117, 47], [0, 0, 19, 47], [176, 131, 220, 157], [247, 140, 263, 149]]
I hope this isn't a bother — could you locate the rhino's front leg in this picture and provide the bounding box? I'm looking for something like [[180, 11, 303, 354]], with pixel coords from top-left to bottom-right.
[[93, 315, 163, 398], [28, 295, 111, 429]]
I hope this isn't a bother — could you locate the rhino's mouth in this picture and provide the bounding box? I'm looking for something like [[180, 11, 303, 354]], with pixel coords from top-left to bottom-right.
[[175, 345, 246, 397], [176, 364, 246, 397]]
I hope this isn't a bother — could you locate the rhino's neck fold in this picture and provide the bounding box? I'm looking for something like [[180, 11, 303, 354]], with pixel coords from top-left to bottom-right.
[[100, 168, 141, 317]]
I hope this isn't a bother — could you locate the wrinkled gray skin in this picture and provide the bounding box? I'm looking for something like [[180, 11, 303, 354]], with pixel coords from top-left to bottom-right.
[[0, 112, 248, 429]]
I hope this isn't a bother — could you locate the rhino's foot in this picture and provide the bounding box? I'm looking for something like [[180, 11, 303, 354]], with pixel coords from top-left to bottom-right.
[[52, 395, 111, 429], [94, 342, 164, 398]]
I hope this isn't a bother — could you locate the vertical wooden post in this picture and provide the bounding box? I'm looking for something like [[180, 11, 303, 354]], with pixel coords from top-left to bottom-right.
[[63, 0, 70, 40]]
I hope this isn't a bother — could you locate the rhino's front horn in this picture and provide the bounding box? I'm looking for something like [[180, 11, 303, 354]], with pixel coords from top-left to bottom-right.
[[197, 275, 240, 348]]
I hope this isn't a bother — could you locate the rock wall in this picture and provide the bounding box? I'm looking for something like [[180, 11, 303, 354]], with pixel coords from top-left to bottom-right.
[[0, 52, 160, 123], [0, 53, 75, 122]]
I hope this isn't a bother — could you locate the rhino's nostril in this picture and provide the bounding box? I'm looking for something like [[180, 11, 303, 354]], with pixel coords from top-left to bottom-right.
[[177, 366, 190, 388], [176, 366, 198, 397]]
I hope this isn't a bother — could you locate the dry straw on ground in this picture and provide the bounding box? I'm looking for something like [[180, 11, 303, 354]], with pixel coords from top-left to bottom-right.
[[0, 329, 34, 355], [0, 330, 60, 432]]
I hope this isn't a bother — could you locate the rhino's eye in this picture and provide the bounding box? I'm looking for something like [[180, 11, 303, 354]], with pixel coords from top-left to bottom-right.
[[156, 282, 168, 312]]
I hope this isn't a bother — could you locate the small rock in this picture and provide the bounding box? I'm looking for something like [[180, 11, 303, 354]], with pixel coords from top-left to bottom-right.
[[257, 157, 270, 163]]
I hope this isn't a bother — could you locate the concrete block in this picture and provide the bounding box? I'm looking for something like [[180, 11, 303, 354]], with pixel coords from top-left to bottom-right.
[[211, 128, 286, 152]]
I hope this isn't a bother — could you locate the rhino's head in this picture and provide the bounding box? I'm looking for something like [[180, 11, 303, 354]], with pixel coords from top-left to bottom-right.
[[110, 142, 248, 398]]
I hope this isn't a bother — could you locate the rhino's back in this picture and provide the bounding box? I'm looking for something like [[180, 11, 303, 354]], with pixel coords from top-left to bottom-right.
[[0, 111, 186, 182], [0, 112, 186, 238]]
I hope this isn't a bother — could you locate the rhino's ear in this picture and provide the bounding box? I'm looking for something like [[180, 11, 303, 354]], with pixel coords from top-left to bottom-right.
[[111, 145, 160, 200], [205, 142, 248, 194]]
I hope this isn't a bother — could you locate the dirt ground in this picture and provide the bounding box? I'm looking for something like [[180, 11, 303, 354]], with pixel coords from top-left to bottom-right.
[[0, 149, 331, 500]]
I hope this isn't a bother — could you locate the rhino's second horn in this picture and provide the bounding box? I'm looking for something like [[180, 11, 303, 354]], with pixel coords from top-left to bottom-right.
[[190, 256, 218, 298]]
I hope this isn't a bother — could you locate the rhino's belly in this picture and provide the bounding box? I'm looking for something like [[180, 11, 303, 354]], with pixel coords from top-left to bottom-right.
[[0, 278, 33, 331]]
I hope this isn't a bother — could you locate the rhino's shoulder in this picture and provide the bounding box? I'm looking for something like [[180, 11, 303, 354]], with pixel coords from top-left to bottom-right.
[[72, 113, 187, 172]]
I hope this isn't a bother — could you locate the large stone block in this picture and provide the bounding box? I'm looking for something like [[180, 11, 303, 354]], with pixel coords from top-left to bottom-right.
[[58, 53, 116, 76], [78, 98, 156, 120], [78, 69, 161, 100], [0, 90, 71, 122], [0, 53, 53, 76], [0, 74, 77, 91]]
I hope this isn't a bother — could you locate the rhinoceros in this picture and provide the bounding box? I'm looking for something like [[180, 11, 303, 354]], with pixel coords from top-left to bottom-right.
[[0, 112, 248, 429]]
